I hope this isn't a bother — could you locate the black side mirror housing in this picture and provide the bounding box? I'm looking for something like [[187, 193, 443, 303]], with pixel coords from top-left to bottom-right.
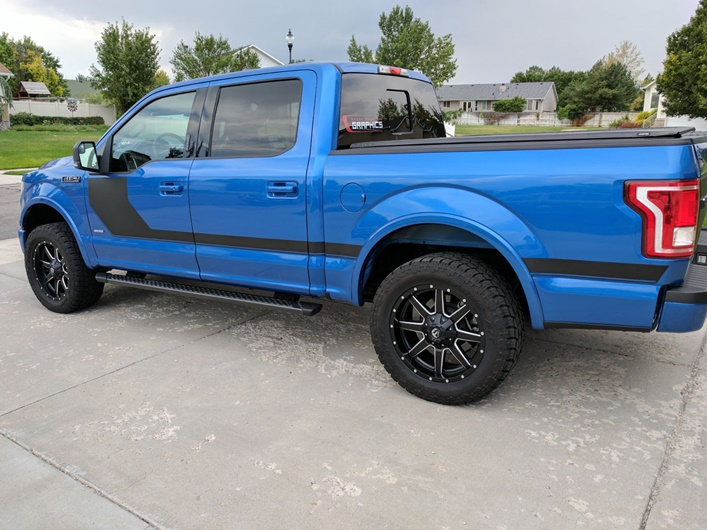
[[73, 141, 100, 172]]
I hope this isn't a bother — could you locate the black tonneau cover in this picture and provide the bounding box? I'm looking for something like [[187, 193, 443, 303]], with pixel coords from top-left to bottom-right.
[[346, 127, 707, 154]]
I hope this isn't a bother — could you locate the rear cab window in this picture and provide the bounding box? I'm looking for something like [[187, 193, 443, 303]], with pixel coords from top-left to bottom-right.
[[337, 72, 445, 149]]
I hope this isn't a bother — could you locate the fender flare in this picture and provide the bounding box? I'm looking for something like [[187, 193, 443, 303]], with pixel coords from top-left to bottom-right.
[[348, 188, 547, 328], [21, 192, 98, 268]]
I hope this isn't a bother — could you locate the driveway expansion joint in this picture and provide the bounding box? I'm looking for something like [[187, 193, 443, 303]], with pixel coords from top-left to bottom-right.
[[0, 429, 163, 529], [639, 328, 707, 529]]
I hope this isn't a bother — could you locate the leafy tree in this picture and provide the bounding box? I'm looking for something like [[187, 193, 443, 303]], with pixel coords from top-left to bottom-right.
[[347, 5, 457, 87], [510, 65, 586, 108], [562, 60, 638, 112], [171, 34, 260, 82], [493, 97, 526, 112], [557, 104, 584, 121], [657, 0, 707, 118], [231, 47, 260, 72], [0, 33, 68, 97], [347, 36, 374, 63], [510, 65, 547, 83], [153, 69, 171, 88], [89, 19, 160, 114], [604, 40, 645, 83]]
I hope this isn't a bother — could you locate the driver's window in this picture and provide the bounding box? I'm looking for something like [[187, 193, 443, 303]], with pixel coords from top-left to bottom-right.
[[109, 92, 195, 172]]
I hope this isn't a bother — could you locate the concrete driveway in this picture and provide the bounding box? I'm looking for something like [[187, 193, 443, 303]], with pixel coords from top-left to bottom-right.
[[1, 235, 705, 529]]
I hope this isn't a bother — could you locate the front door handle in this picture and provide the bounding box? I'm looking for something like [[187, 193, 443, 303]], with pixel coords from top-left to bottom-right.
[[160, 181, 184, 196], [267, 181, 298, 198]]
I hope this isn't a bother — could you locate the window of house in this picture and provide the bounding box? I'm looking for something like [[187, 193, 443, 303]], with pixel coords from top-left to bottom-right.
[[109, 92, 195, 172], [210, 79, 302, 158], [650, 92, 660, 109]]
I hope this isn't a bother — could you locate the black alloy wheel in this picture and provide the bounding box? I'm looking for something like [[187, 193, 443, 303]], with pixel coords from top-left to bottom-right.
[[391, 283, 486, 384]]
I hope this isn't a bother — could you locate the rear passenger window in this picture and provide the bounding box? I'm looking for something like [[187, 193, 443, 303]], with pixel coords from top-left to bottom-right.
[[210, 79, 301, 158]]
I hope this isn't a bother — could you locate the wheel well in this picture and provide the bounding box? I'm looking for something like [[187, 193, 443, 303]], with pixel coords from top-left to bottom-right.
[[360, 224, 529, 317], [23, 204, 66, 236]]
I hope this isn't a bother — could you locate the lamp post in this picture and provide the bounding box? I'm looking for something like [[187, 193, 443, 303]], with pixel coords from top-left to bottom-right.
[[286, 29, 294, 64]]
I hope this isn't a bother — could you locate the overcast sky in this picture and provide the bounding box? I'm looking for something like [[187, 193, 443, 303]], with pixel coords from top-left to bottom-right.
[[2, 0, 701, 84]]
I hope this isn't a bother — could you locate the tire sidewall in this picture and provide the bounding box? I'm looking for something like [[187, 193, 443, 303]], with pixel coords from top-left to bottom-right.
[[371, 255, 520, 404], [24, 224, 89, 313]]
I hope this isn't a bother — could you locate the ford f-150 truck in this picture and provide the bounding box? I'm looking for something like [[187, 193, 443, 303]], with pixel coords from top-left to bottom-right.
[[18, 62, 707, 405]]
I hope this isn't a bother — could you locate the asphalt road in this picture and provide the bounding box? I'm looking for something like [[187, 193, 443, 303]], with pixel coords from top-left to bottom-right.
[[1, 230, 706, 528]]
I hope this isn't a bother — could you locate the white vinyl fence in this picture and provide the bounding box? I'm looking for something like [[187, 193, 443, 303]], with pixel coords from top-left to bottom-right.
[[10, 99, 117, 125], [453, 111, 641, 128]]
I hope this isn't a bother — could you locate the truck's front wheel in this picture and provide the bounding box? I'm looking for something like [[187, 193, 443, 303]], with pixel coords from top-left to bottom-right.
[[370, 252, 524, 405], [25, 222, 104, 313]]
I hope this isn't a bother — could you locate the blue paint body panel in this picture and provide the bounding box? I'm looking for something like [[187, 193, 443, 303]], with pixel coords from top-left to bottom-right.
[[18, 62, 707, 335]]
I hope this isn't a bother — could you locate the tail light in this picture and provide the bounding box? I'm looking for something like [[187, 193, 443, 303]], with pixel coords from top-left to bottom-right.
[[625, 179, 700, 258]]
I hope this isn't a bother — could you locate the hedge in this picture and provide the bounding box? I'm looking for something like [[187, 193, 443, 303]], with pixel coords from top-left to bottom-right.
[[10, 113, 105, 126]]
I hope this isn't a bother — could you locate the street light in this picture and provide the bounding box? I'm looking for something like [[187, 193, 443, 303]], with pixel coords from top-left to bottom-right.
[[286, 29, 294, 64]]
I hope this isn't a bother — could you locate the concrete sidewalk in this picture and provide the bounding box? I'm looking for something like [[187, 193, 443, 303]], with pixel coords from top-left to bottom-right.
[[0, 237, 705, 529]]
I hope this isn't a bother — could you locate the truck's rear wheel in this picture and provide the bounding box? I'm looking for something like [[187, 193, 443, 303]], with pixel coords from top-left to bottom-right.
[[25, 222, 104, 313], [370, 252, 524, 405]]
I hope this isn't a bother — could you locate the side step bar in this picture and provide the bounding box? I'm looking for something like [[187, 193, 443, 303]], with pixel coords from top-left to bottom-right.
[[95, 272, 322, 316]]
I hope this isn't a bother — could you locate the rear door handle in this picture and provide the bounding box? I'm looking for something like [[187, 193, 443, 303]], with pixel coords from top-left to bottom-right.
[[267, 181, 298, 198]]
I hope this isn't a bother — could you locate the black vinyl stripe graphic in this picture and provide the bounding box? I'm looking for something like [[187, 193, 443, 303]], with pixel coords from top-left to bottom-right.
[[88, 177, 362, 257], [88, 177, 193, 242], [524, 258, 667, 282]]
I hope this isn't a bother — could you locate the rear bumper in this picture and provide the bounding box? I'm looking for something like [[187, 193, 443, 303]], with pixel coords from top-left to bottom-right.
[[657, 230, 707, 332]]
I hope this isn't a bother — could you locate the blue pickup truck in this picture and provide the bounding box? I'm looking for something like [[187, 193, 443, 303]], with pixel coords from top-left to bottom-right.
[[18, 62, 707, 404]]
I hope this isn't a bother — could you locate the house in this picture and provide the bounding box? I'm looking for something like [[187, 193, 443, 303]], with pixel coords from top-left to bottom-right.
[[0, 62, 13, 130], [238, 45, 284, 68], [642, 79, 707, 130], [437, 82, 558, 113]]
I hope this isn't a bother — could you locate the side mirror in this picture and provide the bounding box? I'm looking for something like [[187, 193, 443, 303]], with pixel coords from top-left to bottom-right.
[[73, 141, 99, 172]]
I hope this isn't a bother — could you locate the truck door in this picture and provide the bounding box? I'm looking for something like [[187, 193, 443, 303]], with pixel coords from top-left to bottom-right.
[[188, 71, 315, 293], [86, 90, 201, 278]]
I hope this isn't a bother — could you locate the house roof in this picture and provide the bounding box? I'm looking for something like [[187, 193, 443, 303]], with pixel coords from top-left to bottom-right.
[[437, 82, 556, 101], [641, 79, 657, 91], [0, 62, 12, 77], [238, 44, 284, 66], [20, 81, 51, 95]]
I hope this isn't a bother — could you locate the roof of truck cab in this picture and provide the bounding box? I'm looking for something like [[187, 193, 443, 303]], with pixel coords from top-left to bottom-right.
[[161, 62, 431, 93]]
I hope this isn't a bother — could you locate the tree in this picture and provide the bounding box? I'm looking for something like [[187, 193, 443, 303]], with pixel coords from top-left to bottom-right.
[[153, 69, 171, 88], [604, 40, 645, 83], [493, 97, 526, 112], [657, 0, 707, 118], [565, 60, 639, 112], [170, 34, 260, 82], [0, 33, 68, 97], [89, 19, 160, 114], [231, 47, 260, 72], [347, 5, 457, 87], [510, 65, 586, 108]]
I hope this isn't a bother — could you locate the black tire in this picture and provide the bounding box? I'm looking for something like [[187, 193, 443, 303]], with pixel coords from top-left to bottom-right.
[[370, 252, 524, 405], [25, 222, 104, 313]]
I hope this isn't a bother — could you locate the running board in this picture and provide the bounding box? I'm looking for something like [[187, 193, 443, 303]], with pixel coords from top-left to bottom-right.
[[95, 272, 322, 316]]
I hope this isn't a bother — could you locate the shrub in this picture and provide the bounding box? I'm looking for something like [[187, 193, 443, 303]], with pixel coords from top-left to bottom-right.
[[633, 108, 658, 127], [557, 104, 585, 121], [493, 97, 526, 113], [10, 113, 105, 126], [618, 122, 641, 128]]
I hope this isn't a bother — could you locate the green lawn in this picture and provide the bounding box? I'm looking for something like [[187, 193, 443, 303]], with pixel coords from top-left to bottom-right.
[[0, 126, 108, 170], [455, 125, 600, 135]]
